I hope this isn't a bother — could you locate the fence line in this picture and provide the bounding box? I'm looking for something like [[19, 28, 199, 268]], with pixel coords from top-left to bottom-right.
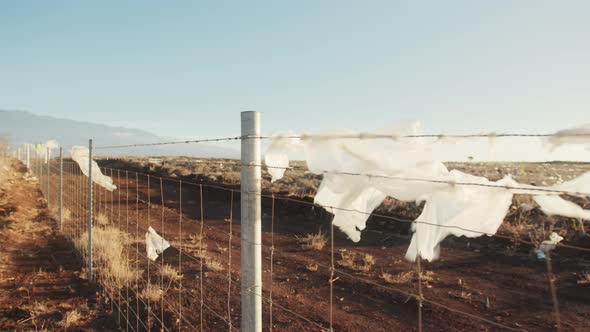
[[95, 165, 565, 330], [85, 132, 590, 151], [13, 118, 590, 331], [94, 166, 590, 254]]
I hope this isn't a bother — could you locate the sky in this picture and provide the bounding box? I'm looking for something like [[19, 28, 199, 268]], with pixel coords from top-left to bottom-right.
[[1, 1, 589, 161]]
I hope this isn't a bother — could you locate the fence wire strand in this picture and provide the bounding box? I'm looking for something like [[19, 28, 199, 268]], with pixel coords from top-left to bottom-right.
[[24, 134, 590, 332]]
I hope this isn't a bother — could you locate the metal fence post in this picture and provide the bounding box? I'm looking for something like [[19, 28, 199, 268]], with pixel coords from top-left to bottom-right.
[[46, 147, 50, 208], [87, 139, 94, 282], [240, 111, 262, 332], [38, 147, 42, 179], [26, 144, 30, 169], [59, 147, 63, 230]]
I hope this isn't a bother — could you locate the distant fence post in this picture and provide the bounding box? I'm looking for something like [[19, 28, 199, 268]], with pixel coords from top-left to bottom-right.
[[46, 147, 50, 208], [38, 147, 42, 182], [87, 139, 94, 282], [240, 111, 262, 332], [26, 144, 30, 169], [59, 147, 63, 230]]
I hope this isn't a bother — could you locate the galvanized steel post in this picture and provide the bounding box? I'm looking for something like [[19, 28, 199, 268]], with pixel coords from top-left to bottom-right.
[[240, 111, 262, 332], [46, 147, 50, 208], [87, 139, 93, 282], [59, 147, 63, 230]]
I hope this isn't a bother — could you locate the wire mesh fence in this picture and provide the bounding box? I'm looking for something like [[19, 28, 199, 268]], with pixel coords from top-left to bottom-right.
[[16, 124, 590, 332]]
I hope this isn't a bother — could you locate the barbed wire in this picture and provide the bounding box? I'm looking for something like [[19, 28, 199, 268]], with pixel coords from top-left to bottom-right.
[[96, 166, 590, 253], [77, 131, 590, 151], [91, 156, 590, 197], [24, 146, 589, 332], [92, 136, 242, 150]]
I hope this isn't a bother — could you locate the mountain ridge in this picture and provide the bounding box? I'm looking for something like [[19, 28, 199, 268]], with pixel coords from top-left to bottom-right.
[[0, 110, 238, 157]]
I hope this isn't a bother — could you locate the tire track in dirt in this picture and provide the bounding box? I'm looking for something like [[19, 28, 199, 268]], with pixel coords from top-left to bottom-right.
[[0, 158, 118, 331]]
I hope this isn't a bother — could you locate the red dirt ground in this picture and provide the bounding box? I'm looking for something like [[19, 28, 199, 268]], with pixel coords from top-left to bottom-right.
[[52, 160, 590, 332], [12, 157, 590, 332], [0, 159, 117, 331]]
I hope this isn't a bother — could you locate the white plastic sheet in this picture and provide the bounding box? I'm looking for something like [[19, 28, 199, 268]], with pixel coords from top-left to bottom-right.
[[533, 195, 590, 220], [71, 146, 117, 191], [145, 226, 170, 261], [535, 232, 564, 259], [546, 123, 590, 151], [35, 140, 59, 162], [265, 121, 590, 262]]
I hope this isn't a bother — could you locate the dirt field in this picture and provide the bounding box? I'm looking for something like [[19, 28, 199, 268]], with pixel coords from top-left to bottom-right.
[[83, 158, 590, 331], [0, 158, 117, 331], [4, 156, 590, 331]]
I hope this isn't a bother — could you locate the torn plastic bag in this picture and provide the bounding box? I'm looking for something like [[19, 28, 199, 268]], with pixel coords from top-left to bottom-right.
[[533, 195, 590, 220], [145, 226, 170, 261], [545, 123, 590, 151], [535, 232, 564, 260], [71, 146, 117, 191]]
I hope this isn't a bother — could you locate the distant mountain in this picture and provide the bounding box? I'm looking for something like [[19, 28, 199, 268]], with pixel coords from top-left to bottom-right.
[[0, 110, 238, 158]]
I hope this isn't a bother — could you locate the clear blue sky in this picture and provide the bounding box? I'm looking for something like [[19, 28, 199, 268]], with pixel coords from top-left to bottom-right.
[[1, 1, 589, 160]]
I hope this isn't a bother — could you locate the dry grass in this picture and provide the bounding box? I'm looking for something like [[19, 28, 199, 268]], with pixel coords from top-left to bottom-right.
[[49, 207, 72, 222], [160, 264, 183, 281], [419, 270, 436, 288], [296, 230, 328, 251], [381, 271, 414, 284], [449, 290, 474, 302], [95, 213, 109, 226], [140, 282, 163, 302], [578, 273, 590, 285], [22, 301, 53, 331], [206, 257, 225, 272], [62, 309, 82, 331], [187, 234, 207, 250], [306, 263, 319, 272], [338, 251, 376, 273], [75, 226, 137, 289]]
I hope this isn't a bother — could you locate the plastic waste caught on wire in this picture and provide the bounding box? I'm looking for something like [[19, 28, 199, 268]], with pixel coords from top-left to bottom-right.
[[71, 146, 117, 191], [534, 232, 564, 260], [533, 195, 590, 220], [145, 226, 170, 261], [545, 123, 590, 151], [35, 140, 59, 162], [265, 121, 590, 262]]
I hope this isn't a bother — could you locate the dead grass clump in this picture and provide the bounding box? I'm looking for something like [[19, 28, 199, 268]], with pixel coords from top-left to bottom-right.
[[296, 230, 328, 251], [95, 213, 109, 225], [306, 263, 319, 272], [62, 208, 72, 222], [381, 271, 414, 284], [23, 301, 55, 331], [187, 234, 207, 250], [338, 251, 376, 273], [159, 264, 183, 281], [578, 273, 590, 285], [50, 207, 72, 222], [449, 290, 474, 302], [140, 282, 162, 302], [419, 270, 436, 288], [76, 226, 136, 289], [62, 309, 82, 331], [206, 258, 224, 272]]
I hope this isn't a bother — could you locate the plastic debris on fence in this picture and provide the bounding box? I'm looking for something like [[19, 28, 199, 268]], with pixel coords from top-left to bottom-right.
[[533, 195, 590, 220], [535, 232, 564, 260], [546, 123, 590, 151], [265, 121, 590, 262], [35, 140, 59, 162], [71, 146, 117, 191], [145, 226, 170, 261]]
